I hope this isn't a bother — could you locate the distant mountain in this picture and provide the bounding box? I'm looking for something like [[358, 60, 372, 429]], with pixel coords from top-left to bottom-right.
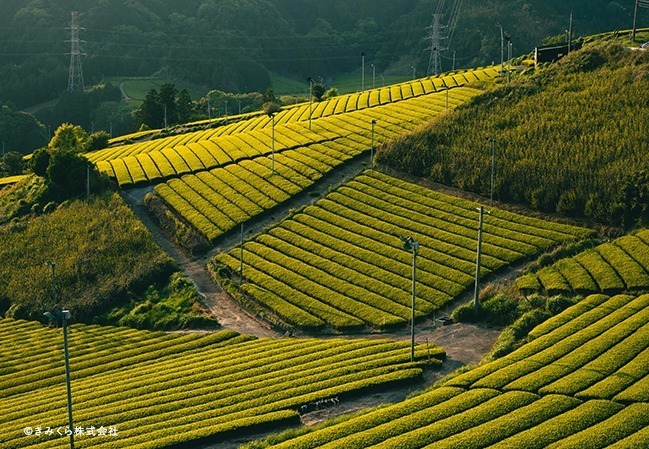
[[0, 0, 634, 108]]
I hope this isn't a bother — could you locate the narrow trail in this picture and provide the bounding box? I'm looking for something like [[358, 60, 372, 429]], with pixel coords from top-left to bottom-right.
[[120, 154, 374, 338], [121, 160, 508, 449]]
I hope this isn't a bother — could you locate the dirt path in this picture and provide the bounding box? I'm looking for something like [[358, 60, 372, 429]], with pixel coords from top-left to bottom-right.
[[121, 160, 508, 449], [120, 154, 373, 338]]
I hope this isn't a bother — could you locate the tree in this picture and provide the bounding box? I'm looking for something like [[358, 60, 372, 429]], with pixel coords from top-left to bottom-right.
[[46, 150, 91, 197], [2, 151, 24, 175], [29, 147, 51, 177], [311, 83, 326, 101], [87, 131, 110, 152], [262, 88, 277, 105], [159, 83, 178, 126], [49, 123, 89, 153], [0, 104, 48, 155], [137, 89, 163, 130], [176, 89, 193, 124]]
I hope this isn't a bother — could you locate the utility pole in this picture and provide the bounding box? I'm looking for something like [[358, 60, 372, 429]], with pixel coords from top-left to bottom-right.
[[307, 77, 313, 130], [473, 207, 489, 314], [371, 119, 376, 169], [506, 34, 512, 83], [452, 50, 456, 71], [488, 137, 496, 206], [426, 13, 446, 76], [633, 0, 640, 41], [67, 11, 85, 92], [239, 223, 244, 290], [361, 52, 366, 91], [567, 12, 573, 55], [498, 24, 505, 76], [401, 236, 419, 362]]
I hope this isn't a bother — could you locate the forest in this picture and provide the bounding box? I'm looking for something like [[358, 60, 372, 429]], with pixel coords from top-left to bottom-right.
[[0, 0, 639, 110]]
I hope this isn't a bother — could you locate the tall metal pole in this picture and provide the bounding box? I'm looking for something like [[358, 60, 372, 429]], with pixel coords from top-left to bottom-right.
[[371, 64, 376, 89], [361, 52, 366, 91], [452, 51, 456, 71], [485, 137, 496, 206], [410, 242, 418, 363], [445, 85, 449, 111], [507, 40, 512, 83], [473, 207, 486, 314], [307, 77, 313, 131], [61, 310, 75, 449], [239, 223, 244, 290], [568, 12, 573, 54], [371, 120, 376, 169], [271, 113, 275, 173], [632, 0, 639, 42], [499, 24, 505, 76]]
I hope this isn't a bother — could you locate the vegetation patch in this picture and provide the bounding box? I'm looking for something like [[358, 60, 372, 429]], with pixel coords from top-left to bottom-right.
[[376, 41, 649, 229], [0, 320, 443, 448], [213, 170, 591, 332]]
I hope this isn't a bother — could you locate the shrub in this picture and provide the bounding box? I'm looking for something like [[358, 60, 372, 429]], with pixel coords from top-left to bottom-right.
[[547, 295, 577, 315]]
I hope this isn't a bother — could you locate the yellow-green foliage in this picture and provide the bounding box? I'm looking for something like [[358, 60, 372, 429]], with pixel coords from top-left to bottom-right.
[[377, 42, 649, 228], [517, 230, 649, 296], [0, 193, 174, 322], [214, 170, 591, 331], [0, 319, 442, 448], [254, 293, 649, 448]]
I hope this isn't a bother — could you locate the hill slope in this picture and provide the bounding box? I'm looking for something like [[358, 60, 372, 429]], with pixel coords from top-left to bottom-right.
[[376, 41, 649, 229]]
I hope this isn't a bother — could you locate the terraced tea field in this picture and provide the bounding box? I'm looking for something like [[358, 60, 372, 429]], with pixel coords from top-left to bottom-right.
[[213, 170, 593, 331], [87, 68, 498, 190], [0, 318, 443, 448], [517, 229, 649, 295], [251, 292, 649, 448]]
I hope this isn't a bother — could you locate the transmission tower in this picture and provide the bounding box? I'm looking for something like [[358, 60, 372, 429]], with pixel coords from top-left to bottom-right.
[[426, 0, 463, 76], [426, 13, 446, 76], [67, 11, 85, 92]]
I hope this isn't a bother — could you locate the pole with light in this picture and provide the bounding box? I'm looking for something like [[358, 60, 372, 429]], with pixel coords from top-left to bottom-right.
[[473, 207, 490, 314], [43, 262, 75, 449], [498, 24, 505, 76], [400, 236, 419, 363], [370, 119, 376, 169], [361, 52, 366, 91], [270, 112, 276, 173], [239, 223, 244, 290], [307, 77, 313, 131], [487, 137, 496, 206]]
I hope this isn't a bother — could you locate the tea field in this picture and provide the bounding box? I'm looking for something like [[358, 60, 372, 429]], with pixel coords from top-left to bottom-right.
[[517, 229, 649, 295], [0, 319, 443, 448], [248, 292, 649, 448], [213, 170, 594, 331]]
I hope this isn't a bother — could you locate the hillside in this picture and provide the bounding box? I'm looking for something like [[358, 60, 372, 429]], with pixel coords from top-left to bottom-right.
[[2, 28, 649, 449], [376, 40, 649, 229], [0, 0, 639, 109]]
